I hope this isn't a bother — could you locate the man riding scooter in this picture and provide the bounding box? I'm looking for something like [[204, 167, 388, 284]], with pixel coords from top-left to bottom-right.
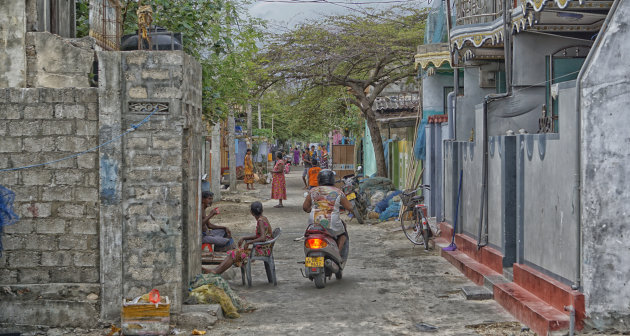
[[302, 169, 353, 288], [302, 169, 352, 252]]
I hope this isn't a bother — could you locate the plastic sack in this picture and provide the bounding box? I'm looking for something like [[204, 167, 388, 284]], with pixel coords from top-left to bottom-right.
[[370, 191, 385, 206], [379, 201, 401, 221], [190, 284, 240, 319]]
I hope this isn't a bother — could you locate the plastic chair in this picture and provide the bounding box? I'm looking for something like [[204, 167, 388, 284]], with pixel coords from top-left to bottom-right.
[[241, 228, 281, 287]]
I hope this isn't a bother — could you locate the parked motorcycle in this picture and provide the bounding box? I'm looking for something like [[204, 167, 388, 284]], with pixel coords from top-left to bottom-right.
[[340, 169, 367, 224], [301, 223, 349, 289]]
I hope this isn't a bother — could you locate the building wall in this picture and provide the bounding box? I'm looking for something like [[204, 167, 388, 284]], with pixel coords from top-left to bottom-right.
[[422, 72, 452, 114], [117, 51, 203, 310], [0, 0, 27, 88], [516, 82, 579, 283], [580, 0, 630, 329], [512, 32, 592, 87], [0, 87, 101, 326], [25, 32, 95, 88], [455, 67, 494, 141]]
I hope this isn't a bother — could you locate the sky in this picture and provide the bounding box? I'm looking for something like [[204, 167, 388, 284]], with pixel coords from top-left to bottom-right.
[[248, 0, 429, 30]]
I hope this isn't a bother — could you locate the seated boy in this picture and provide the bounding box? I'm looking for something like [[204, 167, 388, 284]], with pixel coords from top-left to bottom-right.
[[307, 159, 321, 190]]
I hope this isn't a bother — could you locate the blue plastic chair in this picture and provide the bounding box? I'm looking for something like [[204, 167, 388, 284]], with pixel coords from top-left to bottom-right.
[[241, 228, 281, 287]]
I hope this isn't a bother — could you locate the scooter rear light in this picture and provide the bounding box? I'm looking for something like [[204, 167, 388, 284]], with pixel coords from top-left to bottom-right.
[[305, 238, 327, 249]]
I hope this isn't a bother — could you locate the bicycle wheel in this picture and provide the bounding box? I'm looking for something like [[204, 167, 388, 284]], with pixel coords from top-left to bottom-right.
[[400, 209, 424, 245]]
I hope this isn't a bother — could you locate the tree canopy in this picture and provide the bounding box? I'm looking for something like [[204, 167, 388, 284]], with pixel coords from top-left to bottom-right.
[[261, 6, 427, 176]]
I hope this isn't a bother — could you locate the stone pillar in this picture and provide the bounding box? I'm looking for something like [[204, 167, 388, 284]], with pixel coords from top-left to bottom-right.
[[211, 122, 222, 199], [97, 51, 124, 321], [246, 103, 252, 145], [257, 102, 262, 129], [228, 110, 237, 190], [0, 0, 27, 88]]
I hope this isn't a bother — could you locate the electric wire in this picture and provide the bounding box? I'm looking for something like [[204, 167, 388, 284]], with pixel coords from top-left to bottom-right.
[[0, 107, 160, 173]]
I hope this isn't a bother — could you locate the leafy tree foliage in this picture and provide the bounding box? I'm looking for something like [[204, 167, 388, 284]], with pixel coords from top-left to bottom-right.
[[117, 0, 264, 121], [263, 6, 427, 176]]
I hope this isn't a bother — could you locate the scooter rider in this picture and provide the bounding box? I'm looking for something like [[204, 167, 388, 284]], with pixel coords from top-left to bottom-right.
[[302, 169, 353, 251]]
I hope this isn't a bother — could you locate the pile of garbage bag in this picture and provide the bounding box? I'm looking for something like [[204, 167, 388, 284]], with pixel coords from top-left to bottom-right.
[[187, 273, 256, 318]]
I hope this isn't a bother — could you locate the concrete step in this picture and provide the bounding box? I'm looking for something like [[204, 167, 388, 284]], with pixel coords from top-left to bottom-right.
[[494, 282, 570, 336], [436, 237, 574, 336]]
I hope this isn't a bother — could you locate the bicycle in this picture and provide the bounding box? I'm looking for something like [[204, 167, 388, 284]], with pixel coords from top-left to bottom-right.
[[400, 185, 432, 249]]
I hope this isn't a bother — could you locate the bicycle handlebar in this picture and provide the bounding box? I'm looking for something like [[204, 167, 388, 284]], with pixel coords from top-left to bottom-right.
[[402, 185, 431, 195]]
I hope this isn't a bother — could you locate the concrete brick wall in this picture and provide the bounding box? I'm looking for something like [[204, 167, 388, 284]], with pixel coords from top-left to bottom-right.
[[0, 87, 101, 328], [0, 87, 100, 285], [116, 51, 203, 309]]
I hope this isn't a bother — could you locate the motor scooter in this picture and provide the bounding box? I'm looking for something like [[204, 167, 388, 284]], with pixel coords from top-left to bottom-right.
[[301, 222, 349, 289], [340, 167, 367, 224]]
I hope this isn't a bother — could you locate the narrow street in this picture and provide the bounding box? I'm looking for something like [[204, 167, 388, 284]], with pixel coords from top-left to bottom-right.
[[210, 172, 529, 335]]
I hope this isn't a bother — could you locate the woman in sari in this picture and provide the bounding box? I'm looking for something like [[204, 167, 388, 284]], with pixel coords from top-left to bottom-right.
[[244, 149, 255, 190], [271, 151, 287, 208]]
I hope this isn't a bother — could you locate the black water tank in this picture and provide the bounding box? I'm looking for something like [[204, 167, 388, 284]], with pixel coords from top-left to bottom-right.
[[120, 26, 183, 51]]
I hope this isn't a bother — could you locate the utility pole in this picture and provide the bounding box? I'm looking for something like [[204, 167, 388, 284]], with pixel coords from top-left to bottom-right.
[[246, 103, 252, 146], [257, 102, 262, 129], [228, 110, 236, 191], [211, 122, 221, 199]]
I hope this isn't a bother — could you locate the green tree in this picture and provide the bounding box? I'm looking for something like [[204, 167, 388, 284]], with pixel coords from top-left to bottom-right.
[[263, 6, 427, 176], [118, 0, 264, 121]]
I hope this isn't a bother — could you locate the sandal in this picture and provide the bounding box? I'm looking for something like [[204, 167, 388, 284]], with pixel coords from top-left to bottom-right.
[[273, 204, 284, 208]]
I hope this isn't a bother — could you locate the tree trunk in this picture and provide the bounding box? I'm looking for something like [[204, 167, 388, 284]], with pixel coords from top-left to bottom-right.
[[364, 108, 387, 177]]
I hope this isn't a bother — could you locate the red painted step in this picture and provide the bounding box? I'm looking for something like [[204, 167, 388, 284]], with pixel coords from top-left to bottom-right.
[[494, 282, 570, 336], [440, 248, 501, 286], [513, 264, 585, 329]]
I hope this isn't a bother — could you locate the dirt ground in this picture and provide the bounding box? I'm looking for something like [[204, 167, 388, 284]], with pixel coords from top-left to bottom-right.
[[14, 172, 619, 336], [206, 172, 536, 336]]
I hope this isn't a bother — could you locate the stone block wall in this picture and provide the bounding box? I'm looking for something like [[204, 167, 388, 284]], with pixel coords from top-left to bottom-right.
[[0, 0, 27, 88], [0, 87, 101, 326], [117, 51, 202, 311]]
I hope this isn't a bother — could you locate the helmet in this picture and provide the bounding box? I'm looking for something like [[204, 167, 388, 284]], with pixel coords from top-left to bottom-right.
[[317, 169, 336, 186]]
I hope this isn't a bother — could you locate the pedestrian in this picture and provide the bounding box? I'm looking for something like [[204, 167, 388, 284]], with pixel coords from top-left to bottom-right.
[[243, 149, 255, 190], [302, 148, 313, 189], [207, 201, 273, 274], [320, 150, 329, 169], [271, 151, 287, 208], [293, 147, 300, 166], [308, 158, 321, 190]]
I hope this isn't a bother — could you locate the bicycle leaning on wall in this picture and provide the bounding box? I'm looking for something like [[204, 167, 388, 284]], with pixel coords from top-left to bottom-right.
[[400, 185, 432, 250]]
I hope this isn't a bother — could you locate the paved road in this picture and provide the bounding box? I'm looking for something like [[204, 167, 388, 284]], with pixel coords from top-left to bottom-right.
[[210, 172, 526, 335]]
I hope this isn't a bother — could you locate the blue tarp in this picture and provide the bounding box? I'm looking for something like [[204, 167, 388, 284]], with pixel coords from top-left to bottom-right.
[[0, 185, 19, 257], [379, 201, 401, 221]]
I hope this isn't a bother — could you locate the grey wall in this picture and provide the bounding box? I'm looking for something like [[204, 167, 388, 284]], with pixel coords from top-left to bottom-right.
[[422, 72, 452, 114], [516, 82, 579, 283], [512, 32, 592, 87], [26, 33, 95, 88], [455, 67, 494, 141], [0, 87, 101, 327], [0, 0, 27, 88], [117, 51, 203, 313], [580, 0, 630, 329]]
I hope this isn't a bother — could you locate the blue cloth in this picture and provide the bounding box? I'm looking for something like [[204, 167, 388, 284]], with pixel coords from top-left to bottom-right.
[[375, 190, 402, 213], [382, 139, 394, 171], [0, 185, 19, 257], [414, 119, 428, 160], [379, 201, 401, 221]]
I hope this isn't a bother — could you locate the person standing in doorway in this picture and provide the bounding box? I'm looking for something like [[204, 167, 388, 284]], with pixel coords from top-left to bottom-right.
[[271, 151, 287, 208]]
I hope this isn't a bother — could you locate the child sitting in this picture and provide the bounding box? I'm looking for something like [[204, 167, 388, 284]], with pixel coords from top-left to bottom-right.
[[207, 201, 273, 275]]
